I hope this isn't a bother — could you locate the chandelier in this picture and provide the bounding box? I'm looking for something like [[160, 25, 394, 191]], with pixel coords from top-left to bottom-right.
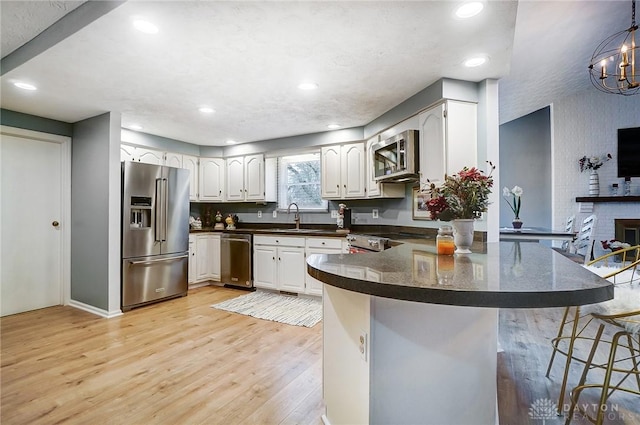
[[588, 0, 639, 95]]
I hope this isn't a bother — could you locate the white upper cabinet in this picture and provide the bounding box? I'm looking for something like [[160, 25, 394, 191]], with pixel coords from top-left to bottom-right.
[[225, 156, 245, 202], [120, 144, 163, 165], [321, 142, 366, 199], [164, 152, 183, 168], [182, 155, 199, 201], [136, 148, 164, 165], [226, 154, 265, 202], [120, 144, 136, 162], [245, 154, 265, 201], [199, 158, 225, 202], [419, 100, 477, 185]]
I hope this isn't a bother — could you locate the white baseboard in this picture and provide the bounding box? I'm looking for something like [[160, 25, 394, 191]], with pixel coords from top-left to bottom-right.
[[67, 299, 123, 318]]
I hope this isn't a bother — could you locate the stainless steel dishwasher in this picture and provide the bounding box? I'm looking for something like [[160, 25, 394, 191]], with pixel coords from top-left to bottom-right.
[[220, 233, 254, 290]]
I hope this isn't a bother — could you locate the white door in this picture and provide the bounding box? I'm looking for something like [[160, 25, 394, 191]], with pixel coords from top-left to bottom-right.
[[1, 133, 64, 316], [164, 152, 183, 168], [253, 245, 277, 290], [182, 155, 199, 201], [136, 148, 163, 165]]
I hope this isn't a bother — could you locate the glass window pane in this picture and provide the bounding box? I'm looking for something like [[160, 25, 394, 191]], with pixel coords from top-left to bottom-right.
[[278, 153, 327, 211]]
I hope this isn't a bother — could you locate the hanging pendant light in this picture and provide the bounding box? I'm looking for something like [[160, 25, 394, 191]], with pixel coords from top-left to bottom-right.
[[588, 0, 639, 95]]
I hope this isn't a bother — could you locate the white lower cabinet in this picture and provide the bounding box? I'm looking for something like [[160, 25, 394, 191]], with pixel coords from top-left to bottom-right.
[[305, 237, 344, 296], [253, 235, 306, 292], [194, 233, 221, 283]]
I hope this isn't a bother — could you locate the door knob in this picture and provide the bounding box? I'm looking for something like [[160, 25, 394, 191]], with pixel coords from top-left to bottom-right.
[[52, 221, 60, 227]]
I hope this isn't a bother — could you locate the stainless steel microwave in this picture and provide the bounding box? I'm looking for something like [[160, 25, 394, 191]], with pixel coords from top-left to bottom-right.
[[371, 130, 419, 182]]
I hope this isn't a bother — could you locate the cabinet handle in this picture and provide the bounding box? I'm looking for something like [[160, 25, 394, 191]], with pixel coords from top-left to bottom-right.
[[272, 256, 275, 260], [219, 190, 221, 195], [336, 185, 339, 188], [278, 257, 281, 261], [321, 242, 325, 245], [344, 184, 346, 188]]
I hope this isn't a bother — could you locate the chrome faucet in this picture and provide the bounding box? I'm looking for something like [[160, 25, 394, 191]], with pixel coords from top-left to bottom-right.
[[287, 202, 300, 229]]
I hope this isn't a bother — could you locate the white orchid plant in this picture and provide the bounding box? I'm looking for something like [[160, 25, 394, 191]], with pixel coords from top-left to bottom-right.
[[503, 185, 523, 220]]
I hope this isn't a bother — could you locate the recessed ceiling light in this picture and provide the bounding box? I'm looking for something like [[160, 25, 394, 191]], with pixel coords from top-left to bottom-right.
[[226, 140, 237, 145], [199, 106, 215, 113], [327, 124, 341, 129], [298, 82, 318, 90], [129, 124, 143, 131], [455, 2, 484, 19], [463, 56, 488, 67], [133, 19, 159, 34], [14, 81, 37, 91]]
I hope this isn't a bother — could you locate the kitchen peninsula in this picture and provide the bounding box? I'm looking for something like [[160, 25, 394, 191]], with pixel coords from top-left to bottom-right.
[[307, 241, 613, 425]]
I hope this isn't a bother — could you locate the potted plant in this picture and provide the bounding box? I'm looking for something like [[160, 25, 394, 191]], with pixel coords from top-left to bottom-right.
[[425, 162, 495, 253], [503, 185, 523, 229]]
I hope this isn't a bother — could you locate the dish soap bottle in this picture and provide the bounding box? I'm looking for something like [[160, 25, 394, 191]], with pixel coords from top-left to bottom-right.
[[437, 225, 455, 255]]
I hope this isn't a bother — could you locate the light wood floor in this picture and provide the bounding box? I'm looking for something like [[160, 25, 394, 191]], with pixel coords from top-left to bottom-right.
[[2, 286, 638, 425]]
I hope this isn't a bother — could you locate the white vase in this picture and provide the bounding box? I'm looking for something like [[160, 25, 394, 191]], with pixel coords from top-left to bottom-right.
[[589, 170, 599, 196], [451, 219, 474, 254]]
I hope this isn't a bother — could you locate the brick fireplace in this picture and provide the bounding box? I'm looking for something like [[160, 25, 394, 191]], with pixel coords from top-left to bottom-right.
[[615, 219, 640, 246]]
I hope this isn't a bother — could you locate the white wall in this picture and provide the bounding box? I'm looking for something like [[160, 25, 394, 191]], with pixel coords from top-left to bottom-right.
[[552, 89, 640, 256]]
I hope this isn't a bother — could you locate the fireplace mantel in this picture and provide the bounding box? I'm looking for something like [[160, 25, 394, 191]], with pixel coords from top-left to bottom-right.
[[575, 196, 640, 203]]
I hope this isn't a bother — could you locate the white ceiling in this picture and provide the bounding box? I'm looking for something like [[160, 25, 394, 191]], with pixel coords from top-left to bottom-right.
[[0, 1, 635, 146]]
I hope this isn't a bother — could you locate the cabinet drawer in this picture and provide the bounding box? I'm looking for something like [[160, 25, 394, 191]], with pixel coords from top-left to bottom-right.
[[306, 237, 343, 249], [254, 235, 305, 247]]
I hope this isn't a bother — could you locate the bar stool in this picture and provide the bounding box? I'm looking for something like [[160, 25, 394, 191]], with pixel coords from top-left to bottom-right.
[[546, 245, 640, 415], [565, 306, 640, 425]]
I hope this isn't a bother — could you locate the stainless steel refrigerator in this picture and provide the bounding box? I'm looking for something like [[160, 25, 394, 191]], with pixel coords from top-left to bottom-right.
[[121, 162, 189, 311]]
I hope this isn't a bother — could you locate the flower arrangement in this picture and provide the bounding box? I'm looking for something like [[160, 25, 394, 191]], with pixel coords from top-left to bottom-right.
[[601, 239, 631, 251], [502, 185, 523, 220], [579, 154, 612, 172], [425, 162, 495, 221]]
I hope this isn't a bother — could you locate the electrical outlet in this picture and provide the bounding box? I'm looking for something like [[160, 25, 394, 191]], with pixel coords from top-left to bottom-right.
[[257, 211, 262, 218], [358, 330, 368, 362], [272, 210, 277, 218], [331, 210, 338, 218], [372, 209, 379, 219]]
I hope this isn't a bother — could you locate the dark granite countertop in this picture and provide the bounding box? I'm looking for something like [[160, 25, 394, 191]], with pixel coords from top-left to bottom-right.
[[306, 240, 614, 309], [189, 227, 348, 237]]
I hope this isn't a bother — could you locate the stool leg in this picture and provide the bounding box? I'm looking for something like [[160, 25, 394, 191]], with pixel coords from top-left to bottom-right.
[[595, 331, 625, 425], [565, 323, 604, 425], [556, 306, 581, 415], [626, 334, 640, 391], [547, 306, 572, 378]]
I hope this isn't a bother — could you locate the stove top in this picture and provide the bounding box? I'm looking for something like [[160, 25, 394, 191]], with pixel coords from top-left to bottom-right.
[[345, 234, 390, 252]]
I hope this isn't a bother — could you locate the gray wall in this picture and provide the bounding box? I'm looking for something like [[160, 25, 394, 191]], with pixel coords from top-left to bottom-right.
[[71, 112, 120, 310], [1, 108, 73, 136], [499, 107, 551, 229]]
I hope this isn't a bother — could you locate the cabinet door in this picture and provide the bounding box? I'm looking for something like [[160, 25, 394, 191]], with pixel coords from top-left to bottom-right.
[[321, 146, 341, 198], [195, 235, 211, 281], [164, 152, 183, 168], [182, 155, 199, 201], [446, 100, 477, 175], [209, 235, 221, 281], [278, 246, 306, 292], [365, 136, 380, 197], [418, 104, 446, 184], [136, 148, 164, 165], [226, 157, 245, 201], [305, 246, 340, 296], [188, 236, 196, 284], [245, 154, 265, 201], [342, 142, 366, 198], [199, 158, 225, 201], [253, 245, 278, 290], [121, 144, 136, 162]]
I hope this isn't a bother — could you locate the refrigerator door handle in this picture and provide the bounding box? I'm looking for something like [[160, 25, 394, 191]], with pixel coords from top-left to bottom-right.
[[128, 254, 189, 266], [155, 178, 168, 242], [161, 178, 168, 242]]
